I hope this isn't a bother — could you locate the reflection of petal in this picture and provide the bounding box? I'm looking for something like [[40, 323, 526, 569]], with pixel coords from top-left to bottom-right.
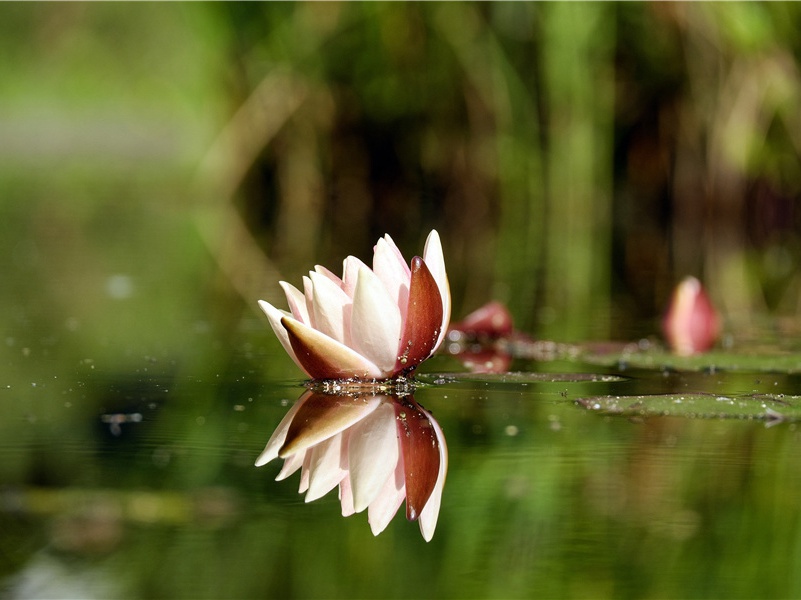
[[254, 395, 306, 467], [395, 396, 440, 521], [418, 412, 448, 542], [257, 389, 448, 541], [280, 392, 381, 457], [348, 402, 399, 512], [305, 435, 347, 502], [367, 460, 405, 536]]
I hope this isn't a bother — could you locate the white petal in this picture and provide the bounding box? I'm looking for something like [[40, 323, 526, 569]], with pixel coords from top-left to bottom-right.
[[257, 300, 305, 374], [275, 451, 305, 481], [423, 230, 451, 351], [309, 271, 352, 346], [373, 235, 411, 312], [279, 281, 310, 324], [347, 402, 399, 512], [350, 266, 403, 376], [367, 460, 405, 536], [305, 434, 347, 502], [314, 265, 344, 289], [298, 453, 311, 493], [342, 255, 369, 298], [302, 276, 315, 328], [338, 474, 356, 517]]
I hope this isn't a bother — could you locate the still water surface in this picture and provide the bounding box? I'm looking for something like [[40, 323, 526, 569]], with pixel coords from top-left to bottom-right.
[[3, 319, 801, 599]]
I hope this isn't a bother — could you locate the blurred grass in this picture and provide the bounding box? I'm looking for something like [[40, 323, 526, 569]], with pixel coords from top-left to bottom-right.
[[3, 3, 801, 341]]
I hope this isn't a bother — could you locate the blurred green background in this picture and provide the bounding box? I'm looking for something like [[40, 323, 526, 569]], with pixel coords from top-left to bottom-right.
[[5, 2, 801, 346], [4, 3, 801, 599]]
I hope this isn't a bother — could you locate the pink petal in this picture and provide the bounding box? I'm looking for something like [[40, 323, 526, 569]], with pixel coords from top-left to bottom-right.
[[313, 264, 344, 289], [395, 397, 441, 521], [279, 281, 310, 325], [281, 316, 383, 380], [395, 257, 444, 375], [301, 276, 316, 329], [350, 267, 403, 376], [257, 301, 305, 374], [338, 474, 356, 517], [254, 393, 308, 467], [276, 451, 305, 482], [347, 401, 399, 512], [280, 391, 381, 457]]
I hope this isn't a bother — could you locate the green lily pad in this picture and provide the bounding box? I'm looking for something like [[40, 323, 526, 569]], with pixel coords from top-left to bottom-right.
[[576, 392, 801, 422], [419, 371, 627, 387]]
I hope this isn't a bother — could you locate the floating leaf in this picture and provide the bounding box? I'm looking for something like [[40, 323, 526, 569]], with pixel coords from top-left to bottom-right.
[[576, 393, 801, 422], [418, 371, 627, 388]]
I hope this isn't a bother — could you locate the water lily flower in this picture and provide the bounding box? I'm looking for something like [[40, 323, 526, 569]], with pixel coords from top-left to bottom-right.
[[448, 300, 514, 340], [259, 230, 450, 380], [255, 390, 448, 541], [662, 276, 720, 355]]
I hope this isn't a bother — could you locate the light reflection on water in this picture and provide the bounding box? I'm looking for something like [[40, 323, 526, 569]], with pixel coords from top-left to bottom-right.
[[3, 344, 801, 599]]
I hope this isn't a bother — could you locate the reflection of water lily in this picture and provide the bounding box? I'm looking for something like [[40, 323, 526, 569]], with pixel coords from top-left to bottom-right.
[[259, 231, 450, 380], [663, 276, 720, 356], [255, 390, 447, 541]]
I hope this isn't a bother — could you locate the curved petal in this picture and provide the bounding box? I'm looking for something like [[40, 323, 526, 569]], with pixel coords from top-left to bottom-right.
[[279, 281, 310, 325], [395, 397, 440, 521], [350, 267, 403, 376], [367, 460, 405, 536], [342, 255, 369, 298], [395, 257, 443, 375], [282, 316, 382, 380], [373, 235, 411, 314], [301, 276, 316, 329], [257, 301, 305, 374], [417, 410, 448, 542], [275, 451, 305, 482], [254, 392, 309, 466], [305, 434, 347, 502], [423, 230, 451, 351], [338, 474, 356, 517], [314, 264, 344, 289], [280, 392, 381, 457], [347, 401, 399, 512], [309, 271, 351, 346]]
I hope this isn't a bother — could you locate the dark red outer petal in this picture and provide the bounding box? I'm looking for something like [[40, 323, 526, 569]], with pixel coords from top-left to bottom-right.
[[395, 257, 443, 376], [283, 317, 359, 380], [394, 397, 440, 521], [280, 391, 377, 458]]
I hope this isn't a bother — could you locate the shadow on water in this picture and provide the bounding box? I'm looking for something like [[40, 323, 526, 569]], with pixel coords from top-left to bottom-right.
[[4, 329, 801, 599]]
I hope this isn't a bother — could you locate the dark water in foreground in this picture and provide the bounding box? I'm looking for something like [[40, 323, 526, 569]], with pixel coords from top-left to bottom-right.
[[3, 321, 801, 599]]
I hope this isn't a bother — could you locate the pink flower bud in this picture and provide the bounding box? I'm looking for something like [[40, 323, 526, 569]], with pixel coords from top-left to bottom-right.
[[662, 276, 720, 355]]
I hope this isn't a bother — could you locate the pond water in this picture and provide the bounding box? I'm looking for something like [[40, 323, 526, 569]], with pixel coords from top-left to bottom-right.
[[3, 313, 801, 599]]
